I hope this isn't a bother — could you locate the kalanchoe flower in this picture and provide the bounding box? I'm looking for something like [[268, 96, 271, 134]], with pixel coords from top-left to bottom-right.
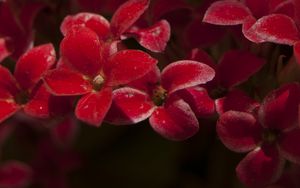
[[0, 161, 33, 188], [217, 83, 300, 187], [0, 1, 45, 59], [105, 61, 215, 141], [0, 44, 56, 123], [203, 0, 300, 45], [60, 0, 170, 53], [44, 27, 157, 126]]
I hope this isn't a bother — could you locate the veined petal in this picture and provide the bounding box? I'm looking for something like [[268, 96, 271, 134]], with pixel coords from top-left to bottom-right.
[[149, 99, 199, 141], [0, 100, 19, 123], [203, 0, 252, 25], [249, 14, 300, 45], [110, 0, 150, 37], [75, 88, 112, 126], [258, 83, 300, 131], [176, 87, 215, 118], [105, 87, 155, 125], [14, 43, 56, 91], [0, 161, 33, 188], [215, 89, 260, 114], [236, 146, 285, 188], [161, 60, 215, 94], [60, 12, 110, 39], [23, 84, 51, 119], [217, 111, 262, 153], [128, 20, 171, 52], [60, 27, 102, 76], [278, 128, 300, 164], [218, 50, 266, 88], [44, 69, 92, 96], [104, 50, 157, 86]]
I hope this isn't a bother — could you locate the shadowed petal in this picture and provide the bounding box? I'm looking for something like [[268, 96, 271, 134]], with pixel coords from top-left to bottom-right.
[[236, 146, 285, 188], [161, 60, 215, 94], [0, 100, 19, 123], [14, 44, 56, 91], [258, 83, 300, 131], [60, 27, 102, 76], [110, 0, 150, 37], [0, 38, 11, 62], [218, 50, 265, 88], [75, 88, 112, 126], [105, 87, 155, 125], [149, 99, 199, 141], [215, 89, 260, 114], [294, 41, 300, 65], [203, 0, 252, 25], [44, 69, 92, 96], [0, 161, 32, 188], [279, 128, 300, 164], [0, 65, 19, 97], [104, 50, 157, 86], [60, 12, 110, 39], [217, 111, 262, 153]]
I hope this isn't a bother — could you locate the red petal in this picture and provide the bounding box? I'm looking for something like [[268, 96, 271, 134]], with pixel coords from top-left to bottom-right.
[[242, 16, 266, 43], [279, 128, 300, 164], [215, 89, 260, 115], [0, 65, 19, 97], [217, 111, 262, 153], [44, 69, 92, 96], [203, 0, 252, 25], [218, 50, 265, 88], [249, 14, 299, 45], [236, 146, 285, 188], [60, 12, 110, 39], [104, 50, 157, 86], [0, 100, 19, 123], [294, 41, 300, 65], [0, 161, 32, 188], [176, 87, 215, 118], [128, 66, 160, 95], [60, 27, 102, 76], [23, 84, 51, 119], [75, 88, 112, 126], [14, 43, 56, 90], [128, 20, 171, 52], [19, 2, 45, 32], [105, 87, 155, 125], [258, 83, 300, 131], [0, 38, 11, 62], [149, 99, 199, 141], [110, 0, 150, 37], [161, 60, 215, 94]]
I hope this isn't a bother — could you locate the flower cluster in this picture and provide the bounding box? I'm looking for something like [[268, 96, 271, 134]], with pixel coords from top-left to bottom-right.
[[0, 0, 299, 187]]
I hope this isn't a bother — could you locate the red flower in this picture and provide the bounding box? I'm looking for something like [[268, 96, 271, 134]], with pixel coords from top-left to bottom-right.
[[44, 27, 157, 126], [0, 44, 56, 123], [216, 83, 300, 187], [0, 1, 45, 59], [105, 61, 215, 141], [60, 0, 170, 53]]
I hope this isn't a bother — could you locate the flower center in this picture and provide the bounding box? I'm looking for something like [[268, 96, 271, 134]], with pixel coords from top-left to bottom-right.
[[92, 75, 105, 91], [152, 85, 167, 106], [262, 129, 279, 145], [15, 90, 29, 105]]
